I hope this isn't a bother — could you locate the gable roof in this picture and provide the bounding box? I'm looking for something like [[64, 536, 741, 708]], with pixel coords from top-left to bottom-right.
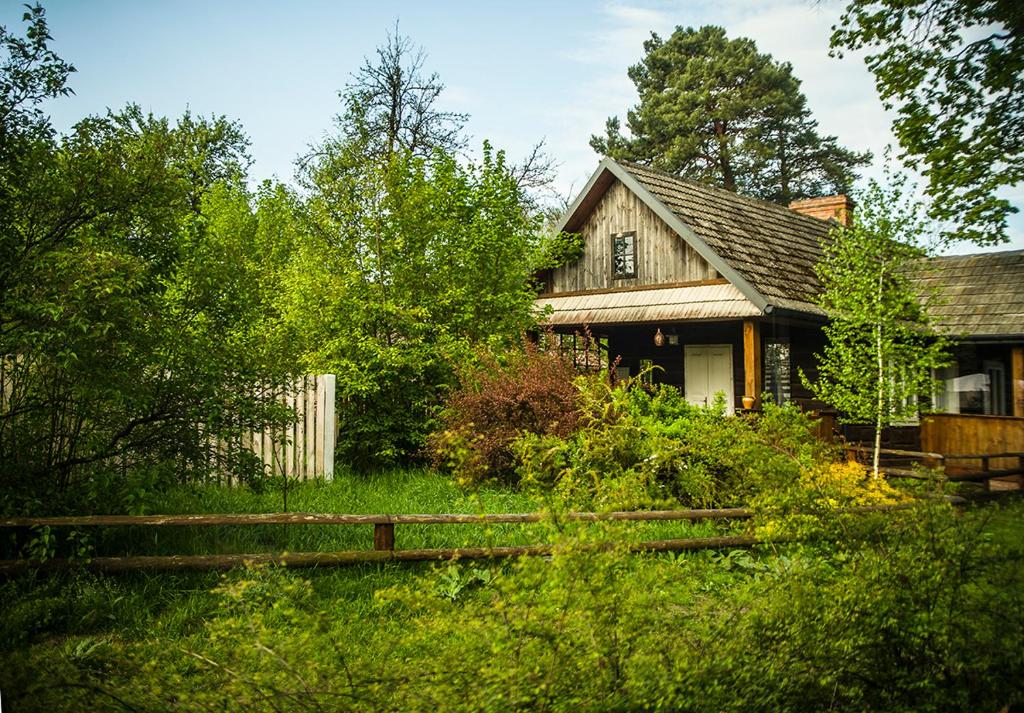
[[558, 158, 833, 316], [911, 250, 1024, 338]]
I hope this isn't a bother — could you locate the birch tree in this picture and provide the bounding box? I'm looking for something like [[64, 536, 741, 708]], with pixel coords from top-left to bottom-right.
[[806, 174, 949, 476]]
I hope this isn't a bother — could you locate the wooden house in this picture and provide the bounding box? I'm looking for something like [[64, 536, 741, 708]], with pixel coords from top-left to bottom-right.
[[911, 250, 1024, 418], [536, 157, 838, 414], [535, 158, 1024, 430]]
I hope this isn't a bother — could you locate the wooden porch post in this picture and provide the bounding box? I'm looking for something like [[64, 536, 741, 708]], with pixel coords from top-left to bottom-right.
[[1012, 346, 1024, 417], [743, 319, 762, 409]]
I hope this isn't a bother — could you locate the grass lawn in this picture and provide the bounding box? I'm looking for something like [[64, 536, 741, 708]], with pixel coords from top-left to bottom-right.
[[0, 467, 744, 650]]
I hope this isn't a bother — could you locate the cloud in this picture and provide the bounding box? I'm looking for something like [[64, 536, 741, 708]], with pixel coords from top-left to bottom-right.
[[561, 2, 673, 66]]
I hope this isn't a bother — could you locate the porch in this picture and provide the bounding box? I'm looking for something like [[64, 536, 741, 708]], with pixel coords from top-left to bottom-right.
[[545, 314, 826, 416]]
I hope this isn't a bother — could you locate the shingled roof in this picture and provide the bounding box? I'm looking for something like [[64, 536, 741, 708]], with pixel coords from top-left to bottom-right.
[[559, 158, 832, 315], [557, 159, 1023, 337], [911, 250, 1024, 338]]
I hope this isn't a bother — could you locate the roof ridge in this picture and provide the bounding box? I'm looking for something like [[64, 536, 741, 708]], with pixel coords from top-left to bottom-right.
[[614, 159, 837, 232], [927, 248, 1024, 260]]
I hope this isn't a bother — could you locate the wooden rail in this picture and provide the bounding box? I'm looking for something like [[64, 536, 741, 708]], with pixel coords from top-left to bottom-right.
[[0, 535, 768, 576], [0, 502, 960, 575], [0, 507, 757, 564], [0, 507, 754, 529]]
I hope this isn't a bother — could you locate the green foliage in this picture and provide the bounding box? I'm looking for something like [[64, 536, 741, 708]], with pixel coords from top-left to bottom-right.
[[512, 380, 834, 510], [4, 500, 1022, 712], [750, 459, 909, 541], [0, 3, 74, 148], [592, 25, 870, 203], [291, 141, 542, 469], [805, 171, 950, 473], [0, 9, 553, 497], [532, 230, 585, 272], [831, 0, 1023, 245], [0, 99, 298, 510]]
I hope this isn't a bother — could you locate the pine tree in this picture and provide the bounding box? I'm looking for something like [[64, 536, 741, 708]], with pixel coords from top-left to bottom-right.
[[591, 26, 869, 203]]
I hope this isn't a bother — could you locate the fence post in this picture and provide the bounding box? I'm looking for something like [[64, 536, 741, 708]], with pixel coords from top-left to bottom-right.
[[374, 523, 395, 551], [322, 374, 335, 480]]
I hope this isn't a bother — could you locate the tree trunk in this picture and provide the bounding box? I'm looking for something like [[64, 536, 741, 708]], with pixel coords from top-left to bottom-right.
[[873, 268, 885, 479], [778, 129, 790, 203], [714, 120, 736, 192]]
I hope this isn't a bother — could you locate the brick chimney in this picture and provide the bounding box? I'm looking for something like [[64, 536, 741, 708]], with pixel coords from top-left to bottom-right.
[[788, 195, 854, 227]]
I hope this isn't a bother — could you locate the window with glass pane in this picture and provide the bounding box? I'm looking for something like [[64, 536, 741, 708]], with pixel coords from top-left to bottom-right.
[[764, 341, 791, 405], [612, 232, 636, 278]]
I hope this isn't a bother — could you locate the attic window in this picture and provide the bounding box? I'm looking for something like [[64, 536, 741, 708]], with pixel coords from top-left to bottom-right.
[[612, 231, 636, 279]]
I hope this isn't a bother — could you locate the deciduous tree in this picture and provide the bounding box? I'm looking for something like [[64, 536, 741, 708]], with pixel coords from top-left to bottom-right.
[[831, 0, 1023, 245], [805, 172, 949, 475]]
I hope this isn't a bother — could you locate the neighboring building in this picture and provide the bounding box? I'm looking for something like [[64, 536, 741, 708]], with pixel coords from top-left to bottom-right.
[[535, 157, 1024, 422], [911, 250, 1024, 417]]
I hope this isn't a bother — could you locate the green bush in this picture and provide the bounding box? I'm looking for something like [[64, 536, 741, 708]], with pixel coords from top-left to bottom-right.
[[512, 380, 836, 510]]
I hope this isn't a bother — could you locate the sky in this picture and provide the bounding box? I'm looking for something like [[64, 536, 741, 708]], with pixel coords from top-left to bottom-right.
[[4, 0, 1022, 252]]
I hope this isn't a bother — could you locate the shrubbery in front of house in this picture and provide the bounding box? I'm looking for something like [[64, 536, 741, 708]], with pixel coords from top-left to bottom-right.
[[435, 356, 868, 515], [513, 379, 843, 510], [429, 341, 580, 485]]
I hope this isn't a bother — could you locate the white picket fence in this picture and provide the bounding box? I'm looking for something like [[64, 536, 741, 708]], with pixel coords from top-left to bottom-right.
[[207, 374, 336, 484]]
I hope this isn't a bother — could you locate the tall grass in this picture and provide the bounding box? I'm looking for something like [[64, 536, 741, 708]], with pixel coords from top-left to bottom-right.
[[80, 467, 738, 557], [0, 466, 747, 656]]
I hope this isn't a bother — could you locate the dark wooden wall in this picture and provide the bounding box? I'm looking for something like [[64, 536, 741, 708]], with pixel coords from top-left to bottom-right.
[[760, 319, 827, 408], [601, 321, 745, 411]]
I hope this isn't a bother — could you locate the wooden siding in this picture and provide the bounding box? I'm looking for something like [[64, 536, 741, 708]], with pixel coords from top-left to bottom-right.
[[550, 179, 718, 293]]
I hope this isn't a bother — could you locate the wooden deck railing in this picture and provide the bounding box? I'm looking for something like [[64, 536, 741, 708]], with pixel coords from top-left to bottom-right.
[[843, 445, 1024, 483]]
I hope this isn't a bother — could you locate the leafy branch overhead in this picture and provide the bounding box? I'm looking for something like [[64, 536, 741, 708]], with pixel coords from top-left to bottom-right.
[[832, 0, 1023, 245]]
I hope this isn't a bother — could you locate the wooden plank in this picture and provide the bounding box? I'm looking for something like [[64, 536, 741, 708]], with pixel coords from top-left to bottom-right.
[[742, 319, 762, 408], [304, 375, 316, 480], [373, 523, 395, 551], [321, 374, 336, 480], [315, 376, 326, 477], [1013, 346, 1024, 417], [538, 278, 729, 299], [0, 507, 757, 529], [0, 535, 769, 575], [847, 446, 945, 461], [285, 387, 295, 480]]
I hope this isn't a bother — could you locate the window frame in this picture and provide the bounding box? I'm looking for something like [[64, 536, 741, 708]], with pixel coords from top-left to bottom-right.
[[611, 230, 637, 280]]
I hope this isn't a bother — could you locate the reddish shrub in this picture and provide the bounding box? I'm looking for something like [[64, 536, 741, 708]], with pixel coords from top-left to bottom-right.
[[430, 340, 580, 484]]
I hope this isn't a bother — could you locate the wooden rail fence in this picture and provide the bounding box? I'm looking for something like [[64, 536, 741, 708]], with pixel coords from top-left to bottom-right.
[[0, 502, 947, 575]]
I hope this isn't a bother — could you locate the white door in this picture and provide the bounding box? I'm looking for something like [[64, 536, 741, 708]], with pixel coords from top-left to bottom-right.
[[684, 345, 734, 415]]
